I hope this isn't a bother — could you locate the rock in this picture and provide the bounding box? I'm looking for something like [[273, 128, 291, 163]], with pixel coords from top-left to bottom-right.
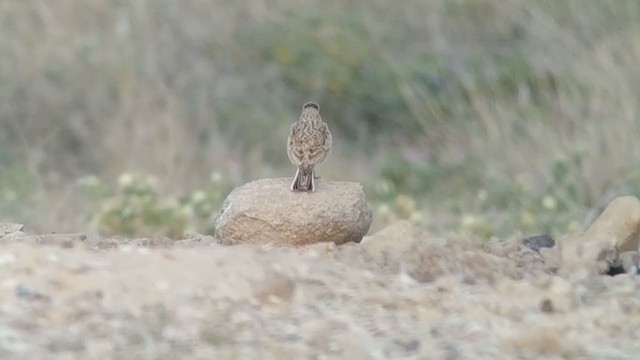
[[522, 234, 555, 252], [539, 247, 560, 271], [129, 236, 174, 248], [584, 195, 640, 252], [360, 220, 427, 258], [556, 232, 618, 276], [539, 298, 555, 313], [0, 223, 25, 239], [36, 233, 87, 248], [298, 241, 339, 259], [0, 231, 29, 243], [175, 233, 231, 247], [538, 276, 576, 313], [15, 284, 51, 303], [605, 258, 626, 276], [556, 196, 640, 276], [213, 178, 372, 246], [253, 274, 296, 305], [91, 236, 131, 250], [0, 232, 86, 248], [618, 251, 640, 275], [90, 235, 175, 249]]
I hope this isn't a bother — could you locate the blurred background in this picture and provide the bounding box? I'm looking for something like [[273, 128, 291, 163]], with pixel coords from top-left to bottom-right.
[[1, 0, 640, 239]]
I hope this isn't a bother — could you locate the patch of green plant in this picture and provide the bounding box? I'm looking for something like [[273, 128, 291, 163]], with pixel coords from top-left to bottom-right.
[[369, 151, 594, 239], [78, 172, 229, 239], [228, 7, 463, 148], [0, 162, 37, 223]]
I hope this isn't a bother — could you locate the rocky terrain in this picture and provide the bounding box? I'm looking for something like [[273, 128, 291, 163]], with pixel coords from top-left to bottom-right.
[[0, 191, 640, 359]]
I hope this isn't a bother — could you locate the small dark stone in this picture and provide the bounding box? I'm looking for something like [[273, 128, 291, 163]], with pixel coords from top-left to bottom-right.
[[540, 298, 554, 313], [15, 284, 51, 303], [130, 236, 174, 248], [92, 236, 133, 249], [175, 233, 231, 247], [606, 259, 626, 276], [522, 234, 555, 252], [397, 339, 420, 353], [35, 233, 87, 248]]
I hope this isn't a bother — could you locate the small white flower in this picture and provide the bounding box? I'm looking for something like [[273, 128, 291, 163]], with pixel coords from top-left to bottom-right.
[[542, 196, 557, 210], [146, 175, 159, 189], [192, 191, 206, 203], [3, 190, 17, 201], [477, 189, 488, 202], [209, 172, 222, 183], [181, 205, 195, 217], [118, 173, 134, 188], [375, 180, 393, 195], [395, 194, 416, 211], [120, 205, 133, 218], [377, 204, 391, 216], [461, 214, 477, 228], [409, 211, 423, 223], [77, 175, 100, 188]]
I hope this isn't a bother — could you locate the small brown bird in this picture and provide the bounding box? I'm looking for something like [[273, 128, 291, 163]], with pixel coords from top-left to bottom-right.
[[287, 101, 332, 192]]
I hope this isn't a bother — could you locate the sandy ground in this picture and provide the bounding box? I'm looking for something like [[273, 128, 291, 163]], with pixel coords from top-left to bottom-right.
[[0, 230, 638, 360]]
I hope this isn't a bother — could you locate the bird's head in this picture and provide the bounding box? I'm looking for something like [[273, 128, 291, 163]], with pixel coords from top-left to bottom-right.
[[303, 101, 320, 111]]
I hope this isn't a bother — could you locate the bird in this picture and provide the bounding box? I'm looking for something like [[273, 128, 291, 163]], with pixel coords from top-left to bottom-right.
[[287, 101, 332, 192]]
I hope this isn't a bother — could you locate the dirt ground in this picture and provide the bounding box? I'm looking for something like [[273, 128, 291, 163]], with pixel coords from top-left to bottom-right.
[[0, 228, 638, 360]]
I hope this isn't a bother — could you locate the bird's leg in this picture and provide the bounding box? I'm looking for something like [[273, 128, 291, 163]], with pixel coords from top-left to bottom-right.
[[291, 166, 314, 192], [290, 168, 300, 191]]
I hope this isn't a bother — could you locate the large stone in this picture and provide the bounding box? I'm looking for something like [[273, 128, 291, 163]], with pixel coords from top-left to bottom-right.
[[556, 196, 640, 276], [213, 178, 373, 246], [618, 251, 640, 274], [584, 195, 640, 252], [360, 220, 428, 258], [0, 223, 24, 239], [556, 232, 617, 276]]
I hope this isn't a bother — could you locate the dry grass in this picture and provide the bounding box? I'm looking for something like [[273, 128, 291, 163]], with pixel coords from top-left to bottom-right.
[[1, 0, 640, 236]]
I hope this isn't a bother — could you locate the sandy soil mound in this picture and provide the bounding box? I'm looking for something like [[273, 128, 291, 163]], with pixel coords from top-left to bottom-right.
[[0, 228, 638, 359]]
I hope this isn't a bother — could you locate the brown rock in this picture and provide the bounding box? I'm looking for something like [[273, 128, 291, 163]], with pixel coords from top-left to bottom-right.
[[129, 236, 174, 248], [584, 195, 640, 252], [0, 232, 86, 248], [298, 241, 338, 259], [522, 234, 555, 252], [0, 231, 29, 243], [360, 220, 427, 258], [0, 223, 25, 239], [539, 247, 560, 270], [539, 276, 576, 313], [88, 235, 174, 249], [253, 275, 296, 305], [557, 233, 618, 276], [213, 178, 372, 247], [36, 233, 87, 248], [91, 235, 131, 250], [174, 233, 230, 247], [557, 196, 640, 276], [619, 251, 640, 274], [539, 298, 555, 313]]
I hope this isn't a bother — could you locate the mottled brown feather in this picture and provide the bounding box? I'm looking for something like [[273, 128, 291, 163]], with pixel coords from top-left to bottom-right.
[[287, 102, 332, 191]]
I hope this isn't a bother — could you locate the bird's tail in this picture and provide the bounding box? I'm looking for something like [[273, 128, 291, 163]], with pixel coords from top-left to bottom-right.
[[291, 166, 315, 192]]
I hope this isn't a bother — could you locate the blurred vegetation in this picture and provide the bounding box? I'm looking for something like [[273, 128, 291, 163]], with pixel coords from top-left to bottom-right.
[[1, 0, 640, 239], [78, 172, 229, 238]]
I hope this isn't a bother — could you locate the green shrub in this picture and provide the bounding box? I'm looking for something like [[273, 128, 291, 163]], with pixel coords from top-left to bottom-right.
[[78, 172, 229, 239], [0, 163, 37, 224]]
